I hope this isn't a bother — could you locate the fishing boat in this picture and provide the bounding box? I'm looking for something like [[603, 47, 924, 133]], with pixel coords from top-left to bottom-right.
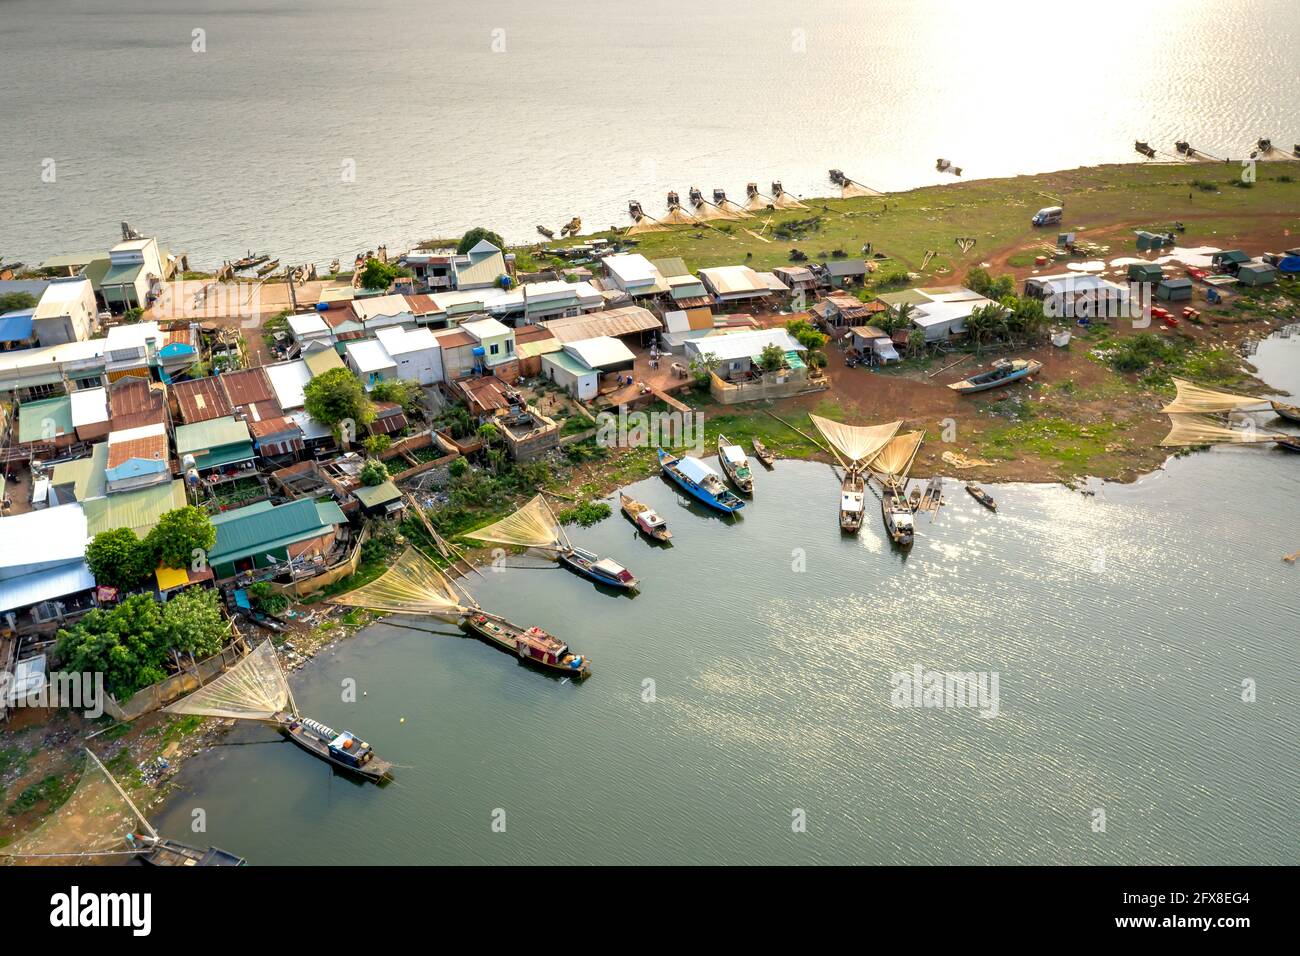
[[163, 640, 393, 783], [808, 414, 902, 536], [620, 492, 672, 541], [135, 838, 246, 866], [869, 430, 925, 547], [465, 494, 638, 590], [328, 258, 340, 274], [948, 358, 1042, 394], [1276, 436, 1300, 453], [1272, 401, 1300, 424], [559, 545, 638, 589], [839, 471, 866, 533], [658, 449, 744, 514], [329, 549, 593, 679], [463, 611, 591, 678], [256, 258, 281, 277], [1134, 140, 1156, 158], [717, 434, 754, 493], [279, 714, 393, 781], [966, 483, 997, 511], [536, 225, 555, 239], [751, 439, 776, 467], [232, 251, 268, 270], [880, 485, 916, 548]]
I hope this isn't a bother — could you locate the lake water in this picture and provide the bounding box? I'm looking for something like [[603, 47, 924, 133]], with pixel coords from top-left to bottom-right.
[[4, 0, 1300, 267], [150, 330, 1300, 865]]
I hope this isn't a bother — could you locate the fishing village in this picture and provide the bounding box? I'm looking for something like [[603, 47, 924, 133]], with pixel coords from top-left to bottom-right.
[[2, 147, 1299, 865]]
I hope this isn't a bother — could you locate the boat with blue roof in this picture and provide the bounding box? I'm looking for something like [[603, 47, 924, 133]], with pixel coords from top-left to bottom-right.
[[658, 448, 745, 513]]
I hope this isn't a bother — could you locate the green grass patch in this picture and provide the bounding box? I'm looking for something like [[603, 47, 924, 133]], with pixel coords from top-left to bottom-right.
[[985, 417, 1119, 470]]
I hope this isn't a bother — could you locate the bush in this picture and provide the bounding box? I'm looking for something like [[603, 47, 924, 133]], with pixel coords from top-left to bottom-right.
[[248, 581, 289, 617], [1106, 334, 1181, 374], [360, 459, 390, 486], [448, 458, 468, 477], [363, 434, 392, 457], [557, 501, 611, 527], [145, 506, 216, 572], [86, 527, 153, 591]]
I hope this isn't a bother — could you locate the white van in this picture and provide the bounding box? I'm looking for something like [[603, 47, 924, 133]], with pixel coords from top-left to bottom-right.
[[1032, 206, 1063, 227]]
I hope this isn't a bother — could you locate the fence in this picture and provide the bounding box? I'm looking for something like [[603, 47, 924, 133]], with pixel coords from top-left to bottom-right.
[[270, 524, 371, 598], [103, 639, 249, 722]]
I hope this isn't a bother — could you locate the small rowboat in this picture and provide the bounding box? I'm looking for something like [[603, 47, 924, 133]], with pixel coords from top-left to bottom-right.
[[620, 492, 672, 541], [1275, 436, 1300, 454], [1272, 401, 1300, 424], [256, 259, 281, 277], [948, 359, 1042, 394], [965, 483, 997, 511], [751, 439, 776, 467]]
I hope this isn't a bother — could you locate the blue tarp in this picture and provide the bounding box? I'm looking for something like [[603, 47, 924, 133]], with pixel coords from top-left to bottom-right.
[[0, 309, 35, 343], [1279, 256, 1300, 274]]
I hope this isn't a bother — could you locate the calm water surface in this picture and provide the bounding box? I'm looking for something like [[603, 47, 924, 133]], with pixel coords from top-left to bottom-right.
[[150, 332, 1300, 864], [4, 0, 1300, 265]]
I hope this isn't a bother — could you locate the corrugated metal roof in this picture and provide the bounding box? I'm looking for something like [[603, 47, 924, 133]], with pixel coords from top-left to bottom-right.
[[453, 248, 507, 287], [175, 416, 252, 455], [70, 387, 109, 427], [83, 480, 187, 537], [564, 336, 636, 370], [108, 377, 167, 431], [0, 561, 95, 613], [353, 480, 402, 508], [651, 257, 691, 279], [699, 266, 769, 296], [542, 305, 662, 344], [52, 444, 108, 500], [0, 310, 34, 343], [173, 377, 232, 423], [219, 367, 277, 408], [18, 396, 73, 442], [304, 348, 346, 377], [208, 497, 343, 566], [100, 261, 143, 287], [0, 504, 88, 574], [107, 432, 168, 469]]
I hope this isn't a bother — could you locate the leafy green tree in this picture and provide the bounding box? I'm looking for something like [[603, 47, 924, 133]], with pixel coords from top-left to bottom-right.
[[56, 595, 171, 697], [457, 227, 504, 255], [758, 342, 786, 372], [477, 422, 500, 445], [363, 434, 391, 457], [357, 258, 411, 291], [965, 267, 994, 297], [85, 528, 152, 591], [304, 367, 374, 432], [0, 291, 37, 312], [359, 459, 389, 486], [369, 378, 422, 413], [448, 457, 469, 478], [145, 506, 216, 571], [784, 319, 828, 351], [161, 587, 228, 658]]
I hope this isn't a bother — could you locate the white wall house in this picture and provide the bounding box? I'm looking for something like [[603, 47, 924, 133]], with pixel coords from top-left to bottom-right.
[[374, 326, 439, 385], [32, 277, 97, 346], [100, 238, 165, 312], [460, 317, 515, 369], [603, 254, 668, 298]]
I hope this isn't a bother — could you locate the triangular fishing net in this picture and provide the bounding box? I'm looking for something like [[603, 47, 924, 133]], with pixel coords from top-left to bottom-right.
[[841, 180, 885, 198], [0, 750, 151, 863], [465, 495, 567, 551], [162, 639, 290, 721], [869, 431, 925, 482], [809, 414, 901, 468], [328, 548, 471, 620], [1160, 413, 1285, 446], [1161, 377, 1268, 414]]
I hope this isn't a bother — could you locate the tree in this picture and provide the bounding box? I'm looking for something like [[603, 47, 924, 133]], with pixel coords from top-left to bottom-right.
[[369, 377, 422, 413], [303, 367, 374, 433], [56, 595, 172, 697], [363, 434, 391, 457], [85, 528, 152, 591], [758, 342, 786, 373], [477, 422, 500, 445], [359, 459, 389, 486], [357, 257, 410, 291], [0, 291, 37, 313], [161, 587, 227, 658], [785, 318, 827, 351], [146, 506, 216, 571], [965, 267, 994, 297], [457, 227, 504, 255]]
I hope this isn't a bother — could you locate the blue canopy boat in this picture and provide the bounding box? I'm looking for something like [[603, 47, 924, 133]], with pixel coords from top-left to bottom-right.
[[658, 449, 745, 514], [948, 358, 1042, 394]]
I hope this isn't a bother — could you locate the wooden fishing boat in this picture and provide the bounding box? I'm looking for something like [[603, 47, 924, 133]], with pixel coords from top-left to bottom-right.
[[1134, 141, 1156, 158], [256, 259, 281, 277], [839, 471, 866, 534], [717, 434, 754, 493], [1272, 401, 1300, 424], [559, 545, 638, 590], [328, 258, 341, 274], [278, 714, 393, 782], [658, 448, 744, 514], [751, 439, 776, 467], [536, 225, 555, 239], [881, 485, 916, 547], [620, 492, 671, 541], [463, 611, 591, 678], [948, 359, 1042, 394], [1275, 436, 1300, 453], [965, 483, 997, 511], [137, 838, 246, 866], [232, 252, 268, 270]]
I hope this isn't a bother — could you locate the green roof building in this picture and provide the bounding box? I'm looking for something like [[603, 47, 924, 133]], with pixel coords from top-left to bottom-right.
[[175, 416, 255, 473], [208, 497, 347, 578]]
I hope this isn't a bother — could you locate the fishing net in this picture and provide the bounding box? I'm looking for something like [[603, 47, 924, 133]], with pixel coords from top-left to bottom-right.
[[770, 189, 808, 210], [869, 431, 925, 481], [690, 201, 736, 222], [660, 205, 702, 226], [743, 190, 774, 212], [809, 414, 901, 468], [162, 639, 290, 721], [625, 217, 669, 235], [328, 548, 470, 620], [715, 199, 753, 218], [0, 751, 151, 863], [1161, 377, 1268, 414], [841, 181, 885, 198], [1160, 413, 1285, 446], [465, 495, 567, 551]]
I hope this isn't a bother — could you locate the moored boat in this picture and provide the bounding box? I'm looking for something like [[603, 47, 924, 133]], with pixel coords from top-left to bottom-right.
[[658, 448, 744, 514], [840, 471, 866, 533], [717, 434, 754, 493], [256, 258, 281, 277], [136, 838, 246, 866], [965, 483, 997, 511], [620, 492, 672, 541], [881, 485, 916, 547], [560, 545, 638, 589], [279, 714, 393, 781], [751, 439, 776, 467], [1272, 400, 1300, 424], [463, 611, 591, 678], [948, 359, 1042, 394], [232, 251, 268, 270], [1275, 436, 1300, 453]]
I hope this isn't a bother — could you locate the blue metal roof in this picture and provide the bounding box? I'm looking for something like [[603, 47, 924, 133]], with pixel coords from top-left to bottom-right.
[[0, 309, 35, 343]]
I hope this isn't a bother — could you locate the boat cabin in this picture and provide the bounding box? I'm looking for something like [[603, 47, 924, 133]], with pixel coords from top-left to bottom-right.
[[327, 731, 375, 769], [634, 509, 667, 535]]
